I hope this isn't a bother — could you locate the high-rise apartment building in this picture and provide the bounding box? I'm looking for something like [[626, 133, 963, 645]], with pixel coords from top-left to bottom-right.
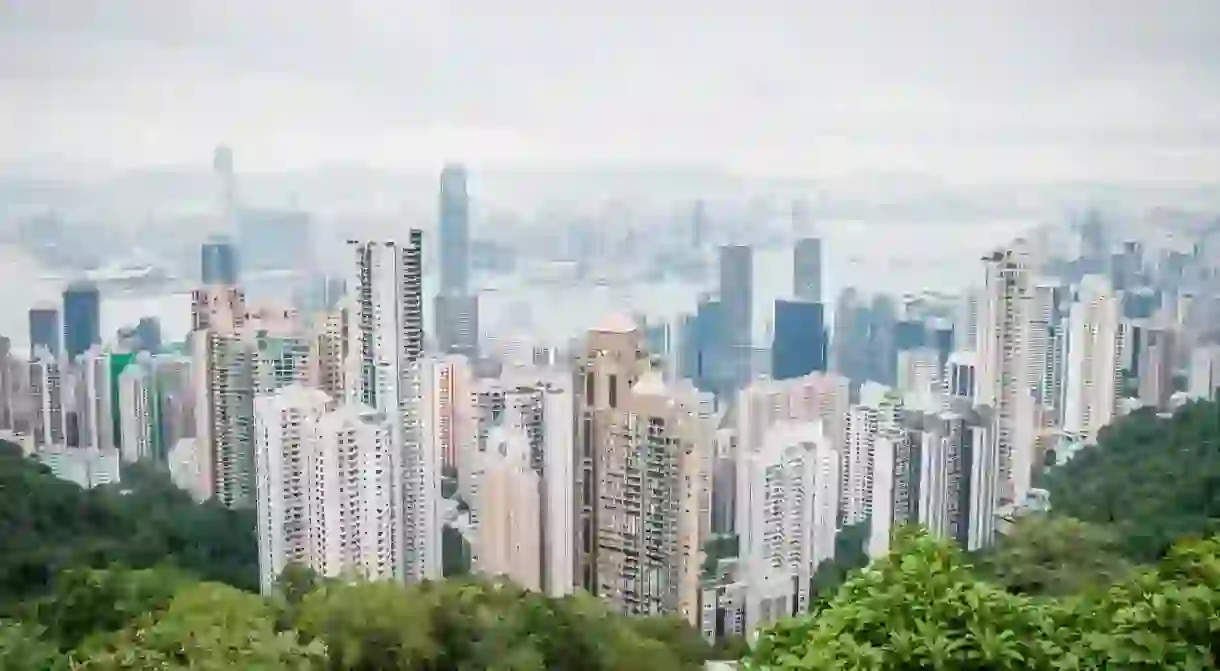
[[343, 235, 424, 410], [472, 424, 542, 590], [118, 353, 158, 463], [193, 319, 255, 508], [63, 281, 101, 362], [737, 421, 838, 633], [841, 382, 904, 534], [575, 315, 708, 623], [254, 386, 399, 593], [1138, 327, 1177, 411], [76, 347, 116, 453], [29, 348, 64, 449], [310, 309, 348, 399], [468, 370, 574, 596], [896, 347, 942, 409], [1063, 275, 1121, 443], [1188, 343, 1220, 401], [401, 356, 452, 583], [434, 293, 480, 360], [977, 242, 1039, 505]]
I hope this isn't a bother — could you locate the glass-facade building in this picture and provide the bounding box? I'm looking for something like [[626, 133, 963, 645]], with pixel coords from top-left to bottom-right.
[[771, 299, 826, 380], [63, 281, 101, 362]]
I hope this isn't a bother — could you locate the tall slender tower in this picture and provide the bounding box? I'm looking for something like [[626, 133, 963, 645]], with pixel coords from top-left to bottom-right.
[[977, 241, 1038, 505], [1063, 275, 1121, 444], [439, 164, 470, 295]]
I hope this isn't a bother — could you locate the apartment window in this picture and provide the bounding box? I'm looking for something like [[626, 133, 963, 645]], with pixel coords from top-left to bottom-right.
[[608, 374, 618, 408], [585, 372, 595, 405]]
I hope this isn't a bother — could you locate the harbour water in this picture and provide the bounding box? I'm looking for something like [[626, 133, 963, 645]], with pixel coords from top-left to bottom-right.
[[0, 218, 1033, 355]]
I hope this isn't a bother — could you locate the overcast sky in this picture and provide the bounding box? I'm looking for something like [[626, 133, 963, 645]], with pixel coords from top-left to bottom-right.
[[2, 0, 1220, 181]]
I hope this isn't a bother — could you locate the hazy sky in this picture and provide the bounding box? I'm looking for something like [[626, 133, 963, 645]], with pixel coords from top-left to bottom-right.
[[3, 0, 1220, 181]]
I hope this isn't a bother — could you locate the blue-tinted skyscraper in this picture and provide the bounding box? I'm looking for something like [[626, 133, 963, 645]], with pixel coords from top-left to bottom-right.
[[771, 299, 826, 380], [439, 164, 470, 295], [63, 281, 101, 362], [719, 245, 753, 392], [28, 304, 59, 359], [201, 236, 239, 285], [692, 296, 725, 393]]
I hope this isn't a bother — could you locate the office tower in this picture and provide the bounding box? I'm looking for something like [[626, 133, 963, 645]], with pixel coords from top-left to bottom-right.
[[134, 317, 162, 353], [29, 304, 59, 360], [737, 421, 838, 633], [1138, 327, 1177, 411], [344, 234, 424, 410], [63, 281, 101, 362], [118, 353, 158, 463], [1188, 344, 1220, 400], [868, 294, 898, 386], [201, 235, 240, 286], [311, 310, 348, 400], [896, 347, 942, 409], [977, 243, 1039, 506], [771, 300, 826, 380], [439, 164, 470, 295], [894, 319, 927, 352], [690, 295, 724, 393], [841, 382, 903, 530], [793, 238, 823, 303], [29, 348, 64, 449], [434, 293, 479, 358], [254, 386, 399, 593], [719, 245, 753, 392], [575, 316, 708, 622], [473, 424, 542, 590], [831, 288, 873, 384], [1063, 275, 1121, 444]]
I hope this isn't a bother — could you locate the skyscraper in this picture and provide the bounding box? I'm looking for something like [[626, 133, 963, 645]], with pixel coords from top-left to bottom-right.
[[1063, 275, 1121, 444], [214, 144, 237, 235], [63, 281, 101, 362], [793, 238, 823, 303], [29, 304, 59, 360], [977, 242, 1039, 506], [770, 299, 826, 380], [201, 235, 240, 285], [344, 234, 425, 410], [719, 245, 753, 392], [439, 164, 470, 295]]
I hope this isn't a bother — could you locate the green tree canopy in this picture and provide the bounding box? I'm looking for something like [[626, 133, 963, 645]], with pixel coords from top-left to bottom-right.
[[0, 441, 258, 609], [974, 515, 1133, 597], [1043, 401, 1220, 561]]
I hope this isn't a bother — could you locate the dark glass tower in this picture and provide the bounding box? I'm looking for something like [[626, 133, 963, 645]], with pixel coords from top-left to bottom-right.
[[63, 281, 101, 361], [771, 299, 826, 380], [201, 236, 239, 285], [28, 304, 59, 359]]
